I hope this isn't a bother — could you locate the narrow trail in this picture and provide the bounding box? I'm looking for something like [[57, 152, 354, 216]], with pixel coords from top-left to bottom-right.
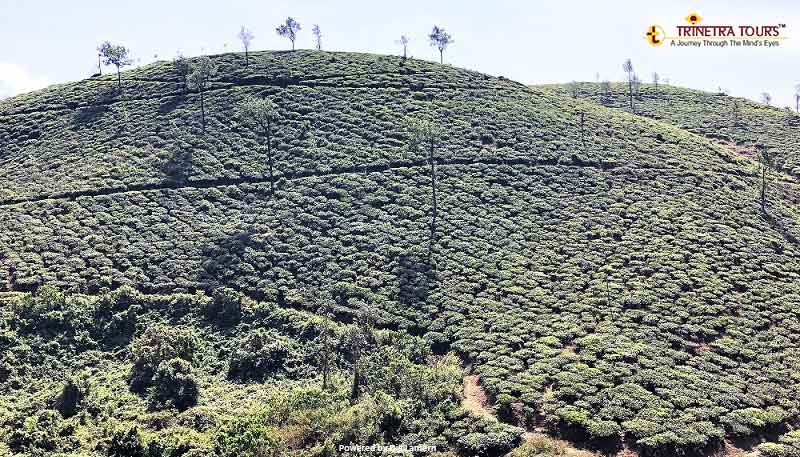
[[0, 156, 624, 208]]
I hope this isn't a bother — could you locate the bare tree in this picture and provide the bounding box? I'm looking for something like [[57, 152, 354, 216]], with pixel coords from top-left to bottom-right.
[[276, 17, 301, 50], [568, 81, 580, 98], [428, 26, 453, 64], [732, 100, 741, 125], [397, 35, 410, 59], [407, 117, 445, 251], [173, 54, 190, 90], [187, 56, 217, 133], [312, 24, 322, 50], [98, 41, 133, 90], [794, 83, 800, 113], [600, 80, 611, 105], [622, 58, 635, 111], [761, 92, 772, 106], [237, 26, 254, 65], [238, 95, 280, 194], [652, 72, 659, 89], [632, 74, 642, 98], [757, 143, 775, 213]]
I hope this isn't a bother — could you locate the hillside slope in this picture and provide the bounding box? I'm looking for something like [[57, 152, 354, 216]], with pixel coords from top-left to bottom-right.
[[3, 51, 800, 456], [541, 82, 800, 175]]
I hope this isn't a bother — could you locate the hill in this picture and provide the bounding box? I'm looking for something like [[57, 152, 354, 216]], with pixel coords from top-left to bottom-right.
[[3, 51, 800, 456], [540, 82, 800, 176]]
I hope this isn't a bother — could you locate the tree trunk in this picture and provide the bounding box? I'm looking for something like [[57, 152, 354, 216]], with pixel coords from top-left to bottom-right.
[[761, 166, 767, 213], [245, 49, 249, 66], [439, 49, 443, 64], [199, 90, 206, 133], [429, 143, 438, 246], [117, 67, 121, 90], [291, 39, 295, 51], [628, 77, 634, 111], [267, 121, 274, 195], [322, 332, 330, 391], [350, 348, 360, 402]]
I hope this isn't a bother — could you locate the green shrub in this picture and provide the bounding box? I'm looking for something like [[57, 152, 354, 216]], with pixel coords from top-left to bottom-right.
[[56, 376, 88, 418], [129, 325, 198, 393], [205, 288, 243, 324], [227, 329, 299, 381], [148, 358, 200, 411], [107, 425, 146, 457], [456, 425, 523, 457], [213, 416, 280, 457]]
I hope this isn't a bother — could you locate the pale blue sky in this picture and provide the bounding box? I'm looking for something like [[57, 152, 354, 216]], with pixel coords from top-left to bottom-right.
[[1, 0, 799, 107]]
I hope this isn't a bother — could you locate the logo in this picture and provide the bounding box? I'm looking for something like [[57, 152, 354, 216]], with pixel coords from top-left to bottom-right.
[[645, 25, 666, 46], [645, 13, 789, 48], [685, 13, 702, 25]]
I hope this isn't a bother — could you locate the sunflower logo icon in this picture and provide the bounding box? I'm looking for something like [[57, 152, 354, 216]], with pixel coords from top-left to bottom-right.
[[645, 25, 666, 46], [685, 13, 702, 25]]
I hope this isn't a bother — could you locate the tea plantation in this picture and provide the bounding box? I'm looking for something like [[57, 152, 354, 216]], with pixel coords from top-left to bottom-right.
[[2, 51, 800, 456], [541, 82, 800, 175]]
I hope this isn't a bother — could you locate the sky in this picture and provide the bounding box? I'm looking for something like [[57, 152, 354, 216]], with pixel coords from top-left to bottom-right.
[[1, 0, 799, 107]]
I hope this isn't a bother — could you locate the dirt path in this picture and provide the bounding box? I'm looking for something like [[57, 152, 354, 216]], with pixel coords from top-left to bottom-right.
[[462, 375, 498, 422], [461, 375, 597, 457]]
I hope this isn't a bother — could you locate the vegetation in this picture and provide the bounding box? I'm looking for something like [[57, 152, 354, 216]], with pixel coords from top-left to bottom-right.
[[429, 26, 453, 64], [540, 81, 800, 176], [312, 24, 322, 51], [0, 287, 522, 455], [276, 17, 301, 51], [187, 56, 218, 132], [237, 26, 255, 66], [3, 50, 800, 456], [98, 41, 133, 90], [237, 95, 280, 193]]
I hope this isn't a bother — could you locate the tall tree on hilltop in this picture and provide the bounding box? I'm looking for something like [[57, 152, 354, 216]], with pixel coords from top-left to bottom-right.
[[276, 17, 301, 50], [794, 83, 799, 113], [600, 80, 611, 105], [173, 54, 190, 90], [622, 58, 635, 112], [238, 95, 280, 195], [407, 116, 445, 252], [312, 24, 322, 50], [757, 143, 776, 214], [568, 81, 580, 98], [761, 92, 772, 106], [187, 56, 217, 133], [98, 41, 133, 90], [237, 26, 254, 65], [429, 26, 453, 64], [397, 35, 410, 59], [652, 72, 659, 90], [731, 100, 741, 125]]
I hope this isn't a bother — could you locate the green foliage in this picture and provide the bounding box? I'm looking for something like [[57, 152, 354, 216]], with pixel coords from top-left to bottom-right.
[[148, 358, 199, 411], [107, 425, 146, 457], [227, 328, 299, 381], [129, 325, 198, 394], [214, 415, 280, 457], [2, 51, 800, 455], [205, 287, 243, 324]]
